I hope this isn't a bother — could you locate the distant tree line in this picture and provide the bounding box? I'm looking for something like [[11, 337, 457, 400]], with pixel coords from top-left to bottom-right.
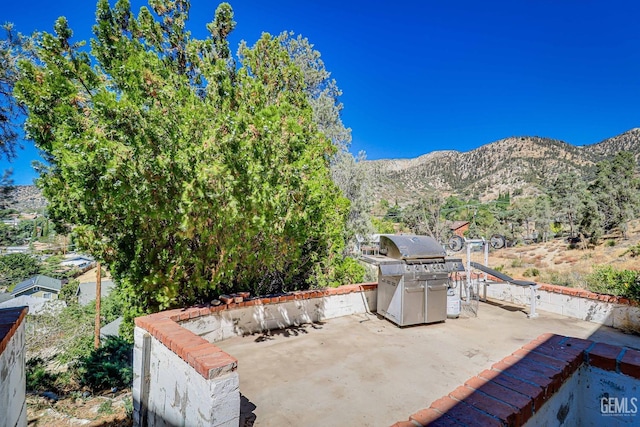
[[0, 253, 78, 288], [0, 214, 54, 246]]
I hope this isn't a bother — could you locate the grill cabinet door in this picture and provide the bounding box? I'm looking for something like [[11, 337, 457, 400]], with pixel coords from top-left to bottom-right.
[[425, 278, 448, 323], [402, 279, 426, 326]]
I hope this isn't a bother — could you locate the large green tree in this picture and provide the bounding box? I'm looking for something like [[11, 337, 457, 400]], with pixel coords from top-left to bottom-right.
[[548, 172, 588, 238], [16, 0, 351, 330], [279, 32, 373, 250], [589, 151, 639, 239]]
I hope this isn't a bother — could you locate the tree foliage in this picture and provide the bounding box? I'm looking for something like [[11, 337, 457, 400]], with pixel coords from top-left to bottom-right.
[[0, 23, 35, 160], [0, 252, 40, 287], [403, 193, 448, 241], [76, 336, 132, 391], [589, 151, 639, 239], [548, 172, 588, 238], [1, 24, 36, 206], [586, 265, 640, 300], [279, 32, 372, 249], [16, 0, 352, 331]]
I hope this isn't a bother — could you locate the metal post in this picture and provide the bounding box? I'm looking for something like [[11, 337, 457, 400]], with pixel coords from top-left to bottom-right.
[[528, 285, 540, 318], [466, 243, 471, 302], [94, 262, 101, 349], [138, 333, 151, 427], [483, 239, 489, 282]]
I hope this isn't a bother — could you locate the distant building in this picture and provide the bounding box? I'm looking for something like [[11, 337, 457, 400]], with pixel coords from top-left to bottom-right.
[[356, 234, 381, 255], [60, 254, 95, 271], [100, 316, 123, 338], [0, 292, 12, 304], [449, 221, 470, 237], [76, 280, 115, 306], [0, 295, 66, 315], [11, 275, 62, 299], [2, 246, 30, 255]]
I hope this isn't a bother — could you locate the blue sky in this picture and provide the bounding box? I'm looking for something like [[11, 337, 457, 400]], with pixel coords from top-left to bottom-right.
[[2, 0, 640, 185]]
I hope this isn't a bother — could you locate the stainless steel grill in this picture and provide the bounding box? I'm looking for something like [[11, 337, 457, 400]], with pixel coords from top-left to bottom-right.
[[366, 235, 461, 327]]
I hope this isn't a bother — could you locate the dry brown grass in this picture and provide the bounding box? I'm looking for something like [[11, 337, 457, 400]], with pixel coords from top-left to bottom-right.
[[482, 221, 640, 284]]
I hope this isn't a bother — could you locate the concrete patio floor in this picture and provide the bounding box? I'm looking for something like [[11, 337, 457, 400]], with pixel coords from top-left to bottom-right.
[[215, 301, 640, 427]]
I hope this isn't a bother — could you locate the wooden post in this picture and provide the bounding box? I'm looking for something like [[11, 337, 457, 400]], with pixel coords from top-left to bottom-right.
[[94, 262, 101, 349]]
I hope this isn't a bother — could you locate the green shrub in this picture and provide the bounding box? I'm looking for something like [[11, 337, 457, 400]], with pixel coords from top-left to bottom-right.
[[26, 357, 58, 392], [98, 400, 114, 415], [326, 256, 366, 288], [586, 265, 640, 299], [622, 244, 640, 258], [124, 397, 133, 417], [58, 279, 79, 304], [75, 337, 133, 392], [523, 268, 540, 278], [606, 240, 616, 247], [510, 258, 523, 268]]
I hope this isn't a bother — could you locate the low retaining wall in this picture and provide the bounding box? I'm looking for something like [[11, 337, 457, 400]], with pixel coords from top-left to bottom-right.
[[180, 284, 377, 342], [482, 281, 640, 330], [0, 306, 29, 427], [133, 283, 376, 427], [392, 333, 640, 426]]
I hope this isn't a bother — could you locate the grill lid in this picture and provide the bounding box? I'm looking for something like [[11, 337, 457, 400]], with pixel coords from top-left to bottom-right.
[[379, 235, 446, 260]]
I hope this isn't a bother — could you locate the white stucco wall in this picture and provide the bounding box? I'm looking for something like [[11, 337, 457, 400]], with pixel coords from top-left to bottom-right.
[[180, 289, 377, 343], [132, 327, 240, 427], [482, 281, 640, 330], [0, 316, 27, 427], [132, 288, 375, 426], [525, 366, 640, 426]]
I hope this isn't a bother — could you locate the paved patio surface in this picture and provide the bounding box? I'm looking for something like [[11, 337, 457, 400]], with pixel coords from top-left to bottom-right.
[[215, 302, 640, 427]]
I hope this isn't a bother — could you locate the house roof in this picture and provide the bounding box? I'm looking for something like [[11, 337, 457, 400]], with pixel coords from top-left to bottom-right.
[[0, 292, 12, 304], [60, 257, 93, 265], [0, 295, 66, 315], [3, 246, 30, 254], [61, 253, 94, 263], [448, 220, 470, 230], [11, 275, 62, 296], [100, 316, 123, 338], [76, 280, 115, 306]]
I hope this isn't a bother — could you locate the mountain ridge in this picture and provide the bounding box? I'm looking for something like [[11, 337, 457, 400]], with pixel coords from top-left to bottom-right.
[[365, 128, 640, 205]]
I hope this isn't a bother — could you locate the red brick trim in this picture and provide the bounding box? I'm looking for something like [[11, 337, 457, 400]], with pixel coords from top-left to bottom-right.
[[0, 306, 28, 355], [134, 283, 377, 379], [135, 311, 237, 380], [475, 275, 638, 306], [534, 283, 637, 306], [392, 333, 640, 426]]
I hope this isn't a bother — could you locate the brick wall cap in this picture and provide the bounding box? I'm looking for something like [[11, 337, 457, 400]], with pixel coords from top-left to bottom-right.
[[392, 334, 639, 427]]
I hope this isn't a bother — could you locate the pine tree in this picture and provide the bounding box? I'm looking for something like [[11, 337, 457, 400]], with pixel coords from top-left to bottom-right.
[[16, 0, 352, 335]]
